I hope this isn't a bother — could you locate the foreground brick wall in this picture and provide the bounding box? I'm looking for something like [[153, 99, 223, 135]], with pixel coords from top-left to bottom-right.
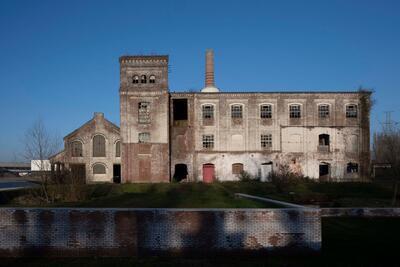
[[0, 208, 320, 257]]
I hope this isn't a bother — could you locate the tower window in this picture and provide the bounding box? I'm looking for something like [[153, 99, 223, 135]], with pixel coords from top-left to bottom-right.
[[138, 132, 150, 143], [138, 102, 151, 124], [346, 104, 358, 118], [202, 105, 214, 119], [149, 75, 156, 84], [202, 135, 214, 149], [231, 105, 243, 119], [318, 105, 330, 118], [289, 104, 301, 118], [141, 75, 147, 83], [132, 75, 139, 84], [115, 141, 120, 157], [260, 105, 272, 119], [261, 134, 272, 148]]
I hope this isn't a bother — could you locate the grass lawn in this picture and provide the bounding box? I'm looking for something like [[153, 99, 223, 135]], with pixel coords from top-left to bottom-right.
[[2, 217, 399, 267], [1, 181, 398, 208]]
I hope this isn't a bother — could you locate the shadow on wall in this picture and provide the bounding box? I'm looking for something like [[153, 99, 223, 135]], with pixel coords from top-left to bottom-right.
[[0, 209, 320, 257]]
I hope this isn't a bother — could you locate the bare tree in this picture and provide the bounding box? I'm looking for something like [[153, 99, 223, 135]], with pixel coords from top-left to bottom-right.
[[22, 119, 61, 203], [373, 122, 400, 205]]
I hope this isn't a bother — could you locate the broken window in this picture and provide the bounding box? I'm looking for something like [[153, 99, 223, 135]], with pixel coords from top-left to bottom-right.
[[93, 135, 106, 157], [202, 135, 214, 149], [289, 104, 301, 118], [231, 105, 243, 119], [141, 75, 147, 83], [347, 162, 359, 173], [173, 99, 188, 121], [318, 104, 330, 118], [232, 163, 244, 175], [132, 75, 139, 84], [93, 163, 106, 174], [138, 102, 150, 124], [149, 75, 156, 84], [71, 141, 83, 157], [319, 134, 330, 146], [261, 134, 272, 148], [260, 104, 272, 119], [138, 132, 150, 143], [346, 104, 358, 118], [115, 141, 120, 157], [202, 105, 214, 119]]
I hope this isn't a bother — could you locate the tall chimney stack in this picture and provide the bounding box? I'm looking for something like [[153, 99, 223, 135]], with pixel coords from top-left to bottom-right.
[[201, 49, 220, 93], [205, 49, 215, 87]]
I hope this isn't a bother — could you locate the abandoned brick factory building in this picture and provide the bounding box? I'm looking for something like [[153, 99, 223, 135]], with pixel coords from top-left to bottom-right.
[[51, 50, 371, 183]]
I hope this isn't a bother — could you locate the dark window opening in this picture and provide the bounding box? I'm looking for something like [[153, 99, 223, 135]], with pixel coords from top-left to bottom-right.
[[319, 134, 330, 146], [141, 75, 147, 83], [173, 99, 188, 121], [319, 163, 330, 181], [132, 75, 139, 84], [149, 75, 156, 83], [347, 162, 359, 173], [113, 164, 121, 183], [173, 164, 188, 182], [346, 104, 358, 118]]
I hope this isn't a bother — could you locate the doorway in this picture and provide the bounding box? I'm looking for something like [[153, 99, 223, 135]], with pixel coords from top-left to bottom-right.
[[261, 162, 273, 182], [319, 162, 330, 182], [174, 164, 188, 182], [113, 164, 121, 183], [202, 164, 215, 183]]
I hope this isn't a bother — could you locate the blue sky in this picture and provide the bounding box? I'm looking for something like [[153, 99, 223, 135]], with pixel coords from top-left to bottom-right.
[[0, 0, 399, 161]]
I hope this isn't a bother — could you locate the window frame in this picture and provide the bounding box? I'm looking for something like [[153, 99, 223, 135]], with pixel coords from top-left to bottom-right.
[[92, 134, 106, 157], [346, 104, 358, 118], [231, 104, 243, 119], [93, 163, 106, 174], [138, 132, 150, 143], [138, 102, 151, 124], [261, 134, 272, 149], [289, 104, 302, 119], [318, 104, 330, 119], [70, 140, 83, 157], [202, 134, 214, 149], [260, 104, 272, 119], [202, 104, 215, 120]]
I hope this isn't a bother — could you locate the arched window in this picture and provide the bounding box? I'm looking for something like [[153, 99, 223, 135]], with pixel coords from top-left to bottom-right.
[[318, 134, 330, 146], [232, 163, 244, 175], [71, 141, 83, 157], [260, 104, 272, 119], [132, 75, 139, 84], [149, 75, 156, 84], [289, 104, 301, 118], [93, 135, 106, 157], [141, 75, 147, 83], [115, 141, 120, 157], [93, 163, 106, 174]]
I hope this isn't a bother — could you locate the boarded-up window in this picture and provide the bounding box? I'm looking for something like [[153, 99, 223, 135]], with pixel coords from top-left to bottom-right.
[[71, 141, 83, 157], [138, 132, 150, 143], [93, 163, 106, 174], [138, 102, 150, 124], [346, 134, 359, 153], [231, 134, 244, 150], [93, 135, 106, 157], [232, 163, 244, 175], [115, 141, 120, 157]]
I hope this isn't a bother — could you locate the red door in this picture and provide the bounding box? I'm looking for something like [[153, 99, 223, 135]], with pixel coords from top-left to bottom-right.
[[203, 164, 215, 183]]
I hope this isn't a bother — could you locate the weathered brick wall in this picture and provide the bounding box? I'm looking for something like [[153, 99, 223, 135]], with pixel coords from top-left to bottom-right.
[[0, 208, 320, 257]]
